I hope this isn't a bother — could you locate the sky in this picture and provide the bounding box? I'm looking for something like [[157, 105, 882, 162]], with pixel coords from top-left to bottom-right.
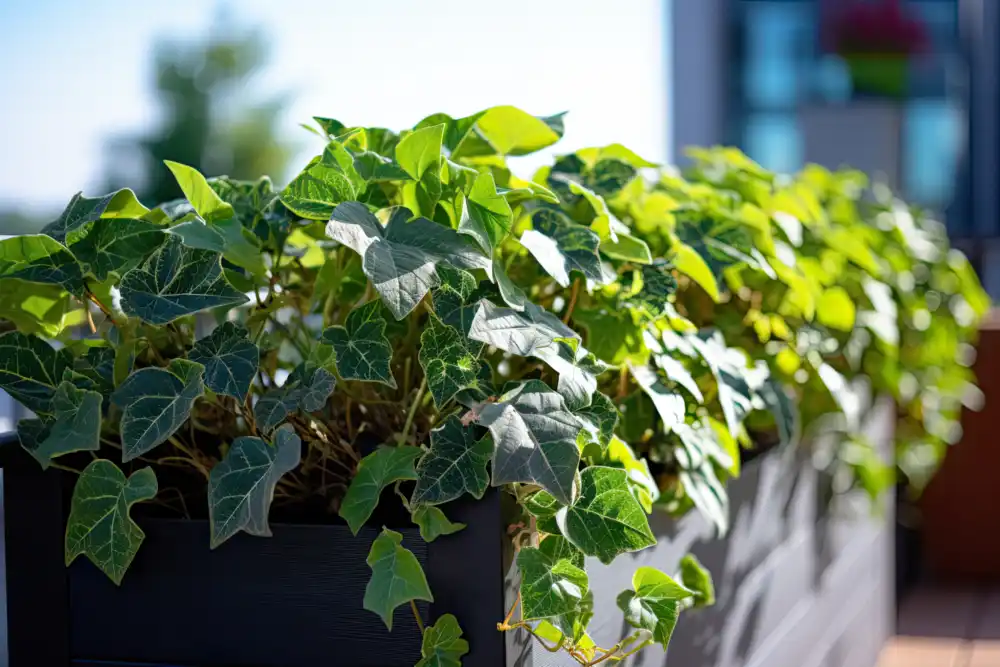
[[0, 0, 669, 217]]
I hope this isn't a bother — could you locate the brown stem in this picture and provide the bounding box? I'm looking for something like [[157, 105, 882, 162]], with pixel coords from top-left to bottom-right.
[[563, 278, 581, 324]]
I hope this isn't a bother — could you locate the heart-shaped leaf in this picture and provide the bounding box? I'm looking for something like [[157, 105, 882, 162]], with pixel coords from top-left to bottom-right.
[[518, 535, 589, 621], [339, 445, 422, 535], [616, 567, 691, 649], [363, 528, 433, 630], [280, 156, 359, 220], [326, 202, 490, 319], [679, 554, 715, 607], [415, 614, 469, 667], [118, 236, 249, 325], [477, 380, 584, 505], [43, 189, 149, 243], [321, 300, 396, 388], [556, 466, 656, 564], [164, 160, 234, 222], [520, 208, 606, 288], [419, 314, 481, 409], [396, 124, 444, 180], [207, 424, 301, 548], [18, 381, 101, 469], [430, 265, 479, 338], [189, 322, 259, 400], [69, 218, 166, 281], [112, 359, 205, 461], [253, 363, 336, 432], [411, 416, 492, 506], [65, 459, 158, 585]]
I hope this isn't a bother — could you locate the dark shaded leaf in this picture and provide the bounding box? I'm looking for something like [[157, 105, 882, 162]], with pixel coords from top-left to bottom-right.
[[364, 528, 433, 630], [321, 300, 396, 388], [411, 416, 491, 506], [339, 446, 422, 535], [188, 322, 259, 400]]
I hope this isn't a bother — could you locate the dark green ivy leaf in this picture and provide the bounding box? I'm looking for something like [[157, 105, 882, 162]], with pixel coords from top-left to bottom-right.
[[629, 362, 686, 432], [167, 216, 267, 277], [477, 380, 584, 505], [411, 416, 492, 506], [65, 459, 157, 585], [326, 203, 490, 320], [411, 505, 466, 543], [353, 151, 412, 183], [689, 331, 754, 436], [574, 391, 619, 451], [68, 218, 166, 281], [18, 381, 101, 469], [339, 445, 422, 535], [757, 378, 799, 447], [0, 331, 74, 414], [207, 424, 301, 548], [118, 236, 249, 325], [419, 314, 481, 409], [415, 614, 469, 667], [616, 566, 691, 649], [518, 535, 589, 621], [321, 300, 396, 388], [520, 208, 606, 288], [364, 528, 433, 631], [430, 265, 480, 338], [253, 363, 336, 432], [112, 359, 205, 461], [42, 189, 149, 244], [188, 322, 259, 400], [556, 466, 656, 564]]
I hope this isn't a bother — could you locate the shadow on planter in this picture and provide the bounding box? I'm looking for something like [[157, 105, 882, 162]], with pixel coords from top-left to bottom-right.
[[0, 434, 507, 667]]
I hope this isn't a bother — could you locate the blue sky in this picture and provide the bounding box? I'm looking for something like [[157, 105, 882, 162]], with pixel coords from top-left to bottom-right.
[[0, 0, 668, 216]]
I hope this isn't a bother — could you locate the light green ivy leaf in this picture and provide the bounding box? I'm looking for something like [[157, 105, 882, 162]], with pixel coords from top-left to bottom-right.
[[556, 466, 656, 564], [411, 505, 466, 543], [42, 189, 149, 244], [679, 554, 716, 607], [616, 566, 691, 649], [112, 359, 205, 462], [188, 322, 259, 400], [396, 124, 444, 181], [0, 235, 84, 293], [411, 416, 492, 506], [477, 380, 584, 505], [363, 528, 433, 631], [321, 300, 396, 388], [459, 171, 513, 256], [164, 160, 234, 222], [280, 155, 359, 220], [65, 460, 157, 585], [339, 445, 422, 535], [118, 236, 249, 325]]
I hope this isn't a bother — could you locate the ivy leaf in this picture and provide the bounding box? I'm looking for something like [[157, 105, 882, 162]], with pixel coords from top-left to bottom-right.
[[524, 489, 562, 535], [188, 322, 259, 400], [354, 151, 412, 183], [520, 208, 606, 288], [459, 171, 513, 255], [42, 189, 149, 244], [680, 464, 729, 536], [164, 160, 234, 222], [18, 381, 101, 469], [679, 554, 715, 607], [207, 425, 301, 548], [411, 505, 466, 543], [0, 331, 74, 414], [616, 567, 691, 649], [689, 332, 754, 436], [556, 466, 656, 564], [396, 123, 444, 180], [430, 265, 479, 337], [545, 340, 612, 410], [167, 216, 267, 277], [672, 242, 720, 302], [448, 106, 565, 159], [112, 359, 205, 461], [326, 203, 490, 320], [477, 380, 584, 505], [574, 391, 619, 450], [65, 460, 157, 585], [253, 363, 336, 432], [321, 300, 396, 388], [415, 614, 469, 667], [280, 155, 359, 220], [620, 260, 678, 317], [628, 363, 685, 432], [411, 416, 492, 506], [653, 353, 703, 403], [118, 236, 249, 325], [68, 218, 166, 281], [419, 315, 481, 409], [339, 446, 422, 535], [518, 535, 589, 621], [604, 436, 659, 513], [758, 378, 799, 447], [565, 180, 651, 264], [0, 235, 84, 293], [817, 286, 856, 331], [363, 528, 434, 631]]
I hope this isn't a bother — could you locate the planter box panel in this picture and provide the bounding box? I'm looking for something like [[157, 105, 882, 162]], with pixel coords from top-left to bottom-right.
[[69, 520, 427, 667]]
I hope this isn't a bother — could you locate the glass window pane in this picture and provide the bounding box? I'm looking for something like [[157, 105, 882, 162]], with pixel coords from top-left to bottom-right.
[[744, 113, 802, 174]]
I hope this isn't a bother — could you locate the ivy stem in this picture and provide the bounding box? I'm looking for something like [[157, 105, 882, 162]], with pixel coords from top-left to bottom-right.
[[84, 288, 120, 328], [498, 591, 521, 630], [409, 600, 425, 634], [563, 278, 581, 324], [167, 436, 210, 480], [400, 375, 427, 444]]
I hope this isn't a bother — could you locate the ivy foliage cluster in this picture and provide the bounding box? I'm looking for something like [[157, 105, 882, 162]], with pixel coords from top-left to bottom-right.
[[0, 104, 985, 666]]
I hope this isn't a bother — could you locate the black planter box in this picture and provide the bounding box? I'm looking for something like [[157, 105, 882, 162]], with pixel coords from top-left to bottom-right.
[[0, 437, 507, 667]]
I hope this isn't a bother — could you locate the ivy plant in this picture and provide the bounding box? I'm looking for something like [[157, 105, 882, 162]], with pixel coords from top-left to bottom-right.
[[0, 104, 985, 667]]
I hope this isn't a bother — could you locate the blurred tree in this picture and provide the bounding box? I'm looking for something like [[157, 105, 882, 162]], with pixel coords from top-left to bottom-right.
[[104, 15, 294, 205]]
